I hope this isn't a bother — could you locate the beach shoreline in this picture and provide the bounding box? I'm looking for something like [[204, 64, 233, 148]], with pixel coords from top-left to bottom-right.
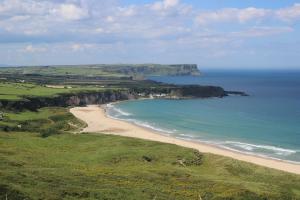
[[70, 104, 300, 175]]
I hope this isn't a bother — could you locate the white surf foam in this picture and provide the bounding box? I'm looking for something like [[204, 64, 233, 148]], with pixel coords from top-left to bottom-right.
[[127, 119, 175, 134], [107, 103, 132, 116], [222, 141, 297, 156]]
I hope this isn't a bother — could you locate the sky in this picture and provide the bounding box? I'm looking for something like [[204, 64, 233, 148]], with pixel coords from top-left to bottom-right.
[[0, 0, 300, 69]]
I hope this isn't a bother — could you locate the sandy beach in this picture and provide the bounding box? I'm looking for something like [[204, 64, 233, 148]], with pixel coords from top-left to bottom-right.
[[70, 105, 300, 175]]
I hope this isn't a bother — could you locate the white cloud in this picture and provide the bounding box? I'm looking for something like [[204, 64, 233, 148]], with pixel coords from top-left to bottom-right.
[[151, 0, 179, 11], [196, 7, 270, 25], [50, 4, 89, 21], [95, 27, 104, 33], [71, 43, 94, 51], [7, 15, 31, 22], [196, 4, 300, 25], [276, 3, 300, 21], [238, 7, 269, 22], [0, 0, 50, 15], [118, 6, 137, 17], [231, 27, 294, 37], [22, 45, 47, 53], [164, 0, 179, 8], [106, 16, 115, 22], [0, 0, 299, 67]]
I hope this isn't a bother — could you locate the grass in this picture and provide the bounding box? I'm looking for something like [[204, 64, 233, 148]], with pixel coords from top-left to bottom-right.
[[0, 107, 85, 135], [5, 108, 54, 121], [0, 82, 107, 100], [0, 65, 126, 77], [0, 132, 300, 199]]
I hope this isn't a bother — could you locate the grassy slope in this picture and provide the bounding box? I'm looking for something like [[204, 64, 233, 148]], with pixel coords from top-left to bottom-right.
[[1, 132, 300, 200], [0, 107, 85, 135], [0, 108, 300, 200]]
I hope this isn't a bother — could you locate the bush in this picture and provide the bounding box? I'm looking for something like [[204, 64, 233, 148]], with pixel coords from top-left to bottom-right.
[[40, 127, 61, 138]]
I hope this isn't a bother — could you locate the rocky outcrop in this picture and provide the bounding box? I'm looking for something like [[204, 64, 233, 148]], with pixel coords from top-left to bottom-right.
[[173, 85, 226, 98]]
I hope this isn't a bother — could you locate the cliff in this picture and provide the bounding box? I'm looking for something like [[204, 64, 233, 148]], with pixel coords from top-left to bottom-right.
[[0, 90, 135, 111], [0, 85, 246, 111]]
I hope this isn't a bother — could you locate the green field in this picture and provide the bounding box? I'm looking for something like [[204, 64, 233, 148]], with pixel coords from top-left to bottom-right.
[[0, 82, 106, 100]]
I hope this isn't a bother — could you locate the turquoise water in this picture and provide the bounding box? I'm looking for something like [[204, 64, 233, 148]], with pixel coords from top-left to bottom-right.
[[106, 70, 300, 163]]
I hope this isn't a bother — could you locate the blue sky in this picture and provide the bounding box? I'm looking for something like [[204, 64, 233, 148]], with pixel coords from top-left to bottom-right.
[[0, 0, 300, 69]]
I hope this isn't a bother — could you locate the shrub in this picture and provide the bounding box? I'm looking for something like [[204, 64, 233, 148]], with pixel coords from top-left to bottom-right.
[[40, 127, 61, 138]]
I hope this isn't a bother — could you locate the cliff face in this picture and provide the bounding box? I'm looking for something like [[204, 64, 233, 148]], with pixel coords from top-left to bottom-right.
[[0, 85, 236, 111], [169, 64, 200, 76], [0, 91, 136, 111]]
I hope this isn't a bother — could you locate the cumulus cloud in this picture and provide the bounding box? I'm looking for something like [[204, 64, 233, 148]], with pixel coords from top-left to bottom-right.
[[0, 0, 299, 67], [196, 4, 300, 25], [50, 3, 89, 21], [0, 0, 296, 46]]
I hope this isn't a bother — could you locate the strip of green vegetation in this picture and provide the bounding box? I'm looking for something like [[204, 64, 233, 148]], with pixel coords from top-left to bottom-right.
[[0, 107, 85, 136], [0, 132, 300, 200], [0, 64, 200, 77], [0, 82, 106, 100], [5, 108, 54, 121]]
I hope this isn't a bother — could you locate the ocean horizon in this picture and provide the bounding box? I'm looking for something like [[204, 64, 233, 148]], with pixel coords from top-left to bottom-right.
[[106, 70, 300, 163]]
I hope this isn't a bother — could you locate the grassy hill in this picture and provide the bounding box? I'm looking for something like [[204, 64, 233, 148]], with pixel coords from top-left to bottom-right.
[[1, 132, 300, 200], [0, 108, 300, 200]]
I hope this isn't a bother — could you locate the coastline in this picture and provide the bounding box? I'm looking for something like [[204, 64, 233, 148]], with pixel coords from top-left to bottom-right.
[[70, 105, 300, 175]]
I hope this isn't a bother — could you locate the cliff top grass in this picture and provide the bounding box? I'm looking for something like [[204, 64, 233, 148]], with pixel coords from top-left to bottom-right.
[[0, 64, 199, 77], [0, 65, 125, 77], [1, 131, 300, 200], [0, 82, 108, 100]]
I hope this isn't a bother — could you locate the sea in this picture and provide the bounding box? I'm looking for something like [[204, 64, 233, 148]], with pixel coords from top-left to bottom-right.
[[106, 70, 300, 163]]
